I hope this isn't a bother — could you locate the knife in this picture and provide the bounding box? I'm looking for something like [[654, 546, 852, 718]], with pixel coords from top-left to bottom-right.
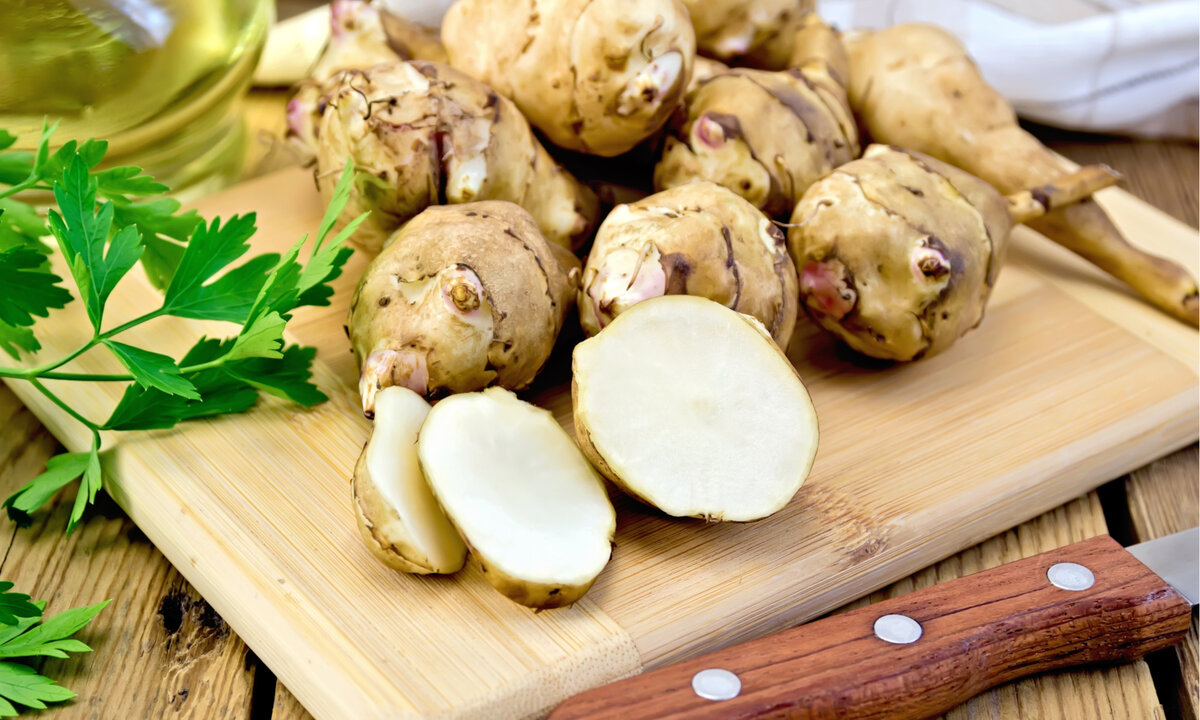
[[549, 529, 1198, 720]]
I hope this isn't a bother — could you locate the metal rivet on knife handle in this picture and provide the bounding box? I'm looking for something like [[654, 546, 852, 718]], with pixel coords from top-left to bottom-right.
[[1047, 562, 1095, 591], [873, 614, 923, 644], [691, 668, 741, 701]]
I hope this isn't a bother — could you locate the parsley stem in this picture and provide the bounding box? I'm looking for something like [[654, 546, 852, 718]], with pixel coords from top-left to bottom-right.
[[99, 308, 165, 340], [38, 372, 132, 382], [27, 378, 100, 432], [0, 176, 38, 201]]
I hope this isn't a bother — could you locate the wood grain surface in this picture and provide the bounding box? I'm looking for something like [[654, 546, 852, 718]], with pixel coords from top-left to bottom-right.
[[0, 107, 1192, 720], [548, 534, 1192, 720]]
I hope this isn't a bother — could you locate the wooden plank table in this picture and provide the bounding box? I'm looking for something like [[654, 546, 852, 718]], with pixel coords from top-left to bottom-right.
[[0, 88, 1195, 718]]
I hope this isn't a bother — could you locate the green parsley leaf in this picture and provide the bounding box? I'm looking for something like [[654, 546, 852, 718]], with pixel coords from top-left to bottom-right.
[[0, 131, 14, 152], [0, 584, 39, 627], [161, 214, 281, 322], [102, 340, 199, 400], [0, 246, 73, 329], [93, 165, 167, 196], [0, 199, 48, 254], [102, 337, 260, 431], [0, 325, 38, 361], [0, 600, 107, 659], [225, 312, 287, 362], [71, 450, 102, 535], [3, 452, 91, 528], [0, 595, 107, 715], [0, 662, 76, 714], [223, 344, 327, 407], [108, 197, 200, 290], [48, 158, 144, 330]]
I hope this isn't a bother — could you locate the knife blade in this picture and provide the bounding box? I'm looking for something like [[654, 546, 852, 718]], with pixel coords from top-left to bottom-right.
[[549, 530, 1197, 720]]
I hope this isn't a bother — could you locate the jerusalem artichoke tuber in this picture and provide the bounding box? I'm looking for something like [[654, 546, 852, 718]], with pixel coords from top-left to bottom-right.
[[314, 61, 598, 252], [654, 14, 858, 216], [441, 0, 696, 157], [349, 201, 578, 413], [789, 145, 1120, 361], [580, 182, 799, 348], [845, 24, 1199, 326]]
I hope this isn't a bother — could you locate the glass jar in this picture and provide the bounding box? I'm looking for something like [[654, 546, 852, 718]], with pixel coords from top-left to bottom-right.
[[0, 0, 273, 196]]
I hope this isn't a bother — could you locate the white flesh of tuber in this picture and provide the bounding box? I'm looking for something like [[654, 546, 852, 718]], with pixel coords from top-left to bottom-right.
[[418, 388, 615, 608], [573, 296, 819, 522], [352, 386, 467, 574]]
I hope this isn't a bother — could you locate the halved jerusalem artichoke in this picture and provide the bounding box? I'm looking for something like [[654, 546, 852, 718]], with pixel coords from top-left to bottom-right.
[[352, 386, 467, 574], [573, 296, 819, 522], [418, 388, 615, 609]]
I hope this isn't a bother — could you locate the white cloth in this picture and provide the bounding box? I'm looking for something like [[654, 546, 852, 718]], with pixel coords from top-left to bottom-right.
[[821, 0, 1200, 138]]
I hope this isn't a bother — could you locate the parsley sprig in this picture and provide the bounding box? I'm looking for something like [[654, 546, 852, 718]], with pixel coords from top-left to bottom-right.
[[0, 585, 107, 716], [0, 125, 365, 532]]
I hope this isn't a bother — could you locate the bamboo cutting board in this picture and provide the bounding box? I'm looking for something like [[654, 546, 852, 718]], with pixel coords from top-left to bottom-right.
[[3, 168, 1196, 720]]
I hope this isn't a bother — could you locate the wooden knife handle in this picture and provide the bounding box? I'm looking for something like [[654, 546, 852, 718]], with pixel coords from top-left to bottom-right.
[[549, 535, 1192, 720]]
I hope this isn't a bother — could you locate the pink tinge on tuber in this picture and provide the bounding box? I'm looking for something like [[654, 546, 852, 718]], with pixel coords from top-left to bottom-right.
[[330, 0, 374, 38], [695, 115, 727, 149], [617, 52, 685, 117], [286, 96, 314, 138], [359, 349, 430, 416], [800, 260, 856, 320], [587, 249, 668, 331]]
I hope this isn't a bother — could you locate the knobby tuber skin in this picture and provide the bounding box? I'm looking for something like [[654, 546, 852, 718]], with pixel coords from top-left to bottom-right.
[[441, 0, 696, 157], [349, 201, 578, 414], [680, 0, 815, 70], [314, 61, 598, 253], [788, 145, 1016, 362], [580, 182, 799, 349], [685, 56, 730, 95], [789, 145, 1121, 361], [286, 0, 401, 161], [654, 14, 858, 217], [845, 24, 1199, 326]]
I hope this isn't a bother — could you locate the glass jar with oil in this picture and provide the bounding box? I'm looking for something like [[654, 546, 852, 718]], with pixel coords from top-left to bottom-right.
[[0, 0, 273, 195]]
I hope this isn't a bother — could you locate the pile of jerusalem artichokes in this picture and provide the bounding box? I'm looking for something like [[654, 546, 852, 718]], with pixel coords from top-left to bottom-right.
[[283, 0, 1196, 609]]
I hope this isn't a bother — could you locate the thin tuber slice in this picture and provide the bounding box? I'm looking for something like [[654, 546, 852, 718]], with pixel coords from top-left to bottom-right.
[[573, 295, 819, 522], [845, 24, 1199, 326], [418, 388, 615, 609], [352, 386, 467, 575]]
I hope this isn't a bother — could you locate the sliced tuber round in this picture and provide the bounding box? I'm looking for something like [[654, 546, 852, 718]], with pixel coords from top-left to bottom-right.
[[352, 386, 467, 575], [418, 388, 616, 609], [573, 295, 819, 522]]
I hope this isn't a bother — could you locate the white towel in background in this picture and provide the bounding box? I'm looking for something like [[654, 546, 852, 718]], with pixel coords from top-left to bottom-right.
[[821, 0, 1199, 138]]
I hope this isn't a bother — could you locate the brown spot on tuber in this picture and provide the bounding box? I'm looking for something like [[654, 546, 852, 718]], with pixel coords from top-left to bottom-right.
[[660, 253, 693, 295], [378, 296, 391, 307]]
